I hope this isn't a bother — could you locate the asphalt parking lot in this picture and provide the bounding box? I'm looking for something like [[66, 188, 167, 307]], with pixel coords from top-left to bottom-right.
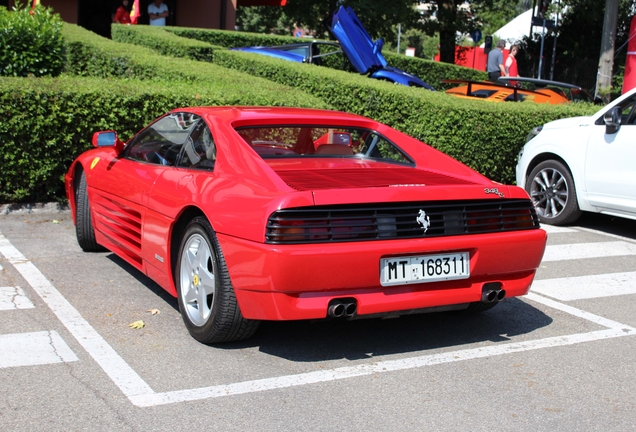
[[1, 210, 636, 431]]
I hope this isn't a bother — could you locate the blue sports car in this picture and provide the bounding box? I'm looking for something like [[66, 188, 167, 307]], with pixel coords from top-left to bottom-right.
[[234, 6, 434, 90]]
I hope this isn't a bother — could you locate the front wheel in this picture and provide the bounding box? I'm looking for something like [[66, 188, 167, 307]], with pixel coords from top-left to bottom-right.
[[526, 160, 582, 225], [75, 170, 106, 252], [176, 217, 259, 344]]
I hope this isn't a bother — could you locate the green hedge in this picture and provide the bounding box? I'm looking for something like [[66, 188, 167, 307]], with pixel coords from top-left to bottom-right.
[[166, 25, 485, 89], [0, 5, 65, 77], [111, 24, 218, 62], [0, 74, 329, 203], [0, 25, 330, 203], [121, 24, 486, 90], [169, 26, 300, 50], [63, 23, 318, 103]]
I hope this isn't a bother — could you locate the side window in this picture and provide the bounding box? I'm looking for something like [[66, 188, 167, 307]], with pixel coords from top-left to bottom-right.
[[178, 121, 216, 170], [127, 113, 200, 165], [619, 97, 636, 125]]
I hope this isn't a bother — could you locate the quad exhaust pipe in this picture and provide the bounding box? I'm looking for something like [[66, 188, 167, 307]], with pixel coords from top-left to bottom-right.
[[481, 282, 506, 303], [327, 285, 504, 319], [327, 299, 357, 318]]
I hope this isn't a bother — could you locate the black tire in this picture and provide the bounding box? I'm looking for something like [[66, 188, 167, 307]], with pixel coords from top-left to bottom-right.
[[75, 170, 106, 252], [176, 216, 259, 344], [526, 160, 582, 225]]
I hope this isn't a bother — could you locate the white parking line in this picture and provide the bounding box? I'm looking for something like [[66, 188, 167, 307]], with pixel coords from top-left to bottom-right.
[[531, 271, 636, 301], [0, 233, 154, 398], [540, 225, 577, 234], [542, 241, 636, 262], [1, 231, 635, 407], [130, 326, 633, 407], [0, 286, 35, 310], [0, 331, 78, 369]]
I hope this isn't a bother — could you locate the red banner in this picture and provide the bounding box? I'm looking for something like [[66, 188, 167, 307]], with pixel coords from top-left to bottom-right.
[[29, 0, 40, 14], [623, 15, 636, 94], [130, 0, 141, 25]]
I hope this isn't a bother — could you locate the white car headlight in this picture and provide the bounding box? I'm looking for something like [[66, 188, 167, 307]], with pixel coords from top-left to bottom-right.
[[525, 126, 543, 144]]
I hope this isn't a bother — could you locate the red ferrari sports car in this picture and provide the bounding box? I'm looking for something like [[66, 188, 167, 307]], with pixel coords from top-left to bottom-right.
[[65, 107, 547, 344]]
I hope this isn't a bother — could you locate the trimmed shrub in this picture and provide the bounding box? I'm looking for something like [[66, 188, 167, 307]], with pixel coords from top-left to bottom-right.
[[61, 24, 327, 109], [0, 4, 65, 77], [0, 25, 330, 203], [111, 24, 217, 62], [167, 26, 487, 88], [0, 75, 330, 203], [169, 26, 299, 51]]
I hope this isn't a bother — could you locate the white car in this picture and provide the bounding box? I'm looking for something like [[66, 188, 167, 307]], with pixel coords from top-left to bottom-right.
[[516, 87, 636, 225]]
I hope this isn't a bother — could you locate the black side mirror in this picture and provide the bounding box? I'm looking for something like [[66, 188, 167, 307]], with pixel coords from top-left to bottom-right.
[[604, 106, 622, 134]]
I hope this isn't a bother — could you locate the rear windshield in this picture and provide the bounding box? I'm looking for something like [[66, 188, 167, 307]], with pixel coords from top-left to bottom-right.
[[235, 125, 413, 164]]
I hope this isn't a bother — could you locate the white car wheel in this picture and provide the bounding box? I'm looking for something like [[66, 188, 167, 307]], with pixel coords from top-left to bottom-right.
[[527, 160, 582, 225]]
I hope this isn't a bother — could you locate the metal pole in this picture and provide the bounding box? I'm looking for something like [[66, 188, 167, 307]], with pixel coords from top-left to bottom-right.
[[549, 3, 560, 81], [397, 23, 401, 54], [530, 0, 538, 40], [538, 18, 546, 79]]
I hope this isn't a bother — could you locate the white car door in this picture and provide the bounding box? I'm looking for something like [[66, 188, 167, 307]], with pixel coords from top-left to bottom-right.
[[584, 95, 636, 215]]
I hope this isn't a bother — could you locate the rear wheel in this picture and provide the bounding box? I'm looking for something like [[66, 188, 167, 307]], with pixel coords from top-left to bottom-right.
[[526, 160, 582, 225], [176, 217, 259, 344], [75, 170, 106, 252]]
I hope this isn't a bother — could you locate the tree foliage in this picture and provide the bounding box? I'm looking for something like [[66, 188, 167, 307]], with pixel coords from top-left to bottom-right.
[[519, 0, 632, 96], [470, 0, 531, 38], [237, 0, 423, 44], [237, 1, 533, 65], [419, 1, 530, 63]]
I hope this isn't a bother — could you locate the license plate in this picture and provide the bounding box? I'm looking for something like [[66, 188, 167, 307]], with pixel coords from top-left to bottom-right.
[[380, 252, 470, 286]]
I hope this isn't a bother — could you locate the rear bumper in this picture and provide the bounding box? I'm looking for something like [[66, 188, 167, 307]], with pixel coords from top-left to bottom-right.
[[218, 229, 546, 320]]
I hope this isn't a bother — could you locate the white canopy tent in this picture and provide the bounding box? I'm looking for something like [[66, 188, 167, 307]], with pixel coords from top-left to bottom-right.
[[493, 8, 533, 46]]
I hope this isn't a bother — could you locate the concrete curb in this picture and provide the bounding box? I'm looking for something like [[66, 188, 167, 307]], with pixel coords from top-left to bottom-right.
[[1, 202, 70, 215]]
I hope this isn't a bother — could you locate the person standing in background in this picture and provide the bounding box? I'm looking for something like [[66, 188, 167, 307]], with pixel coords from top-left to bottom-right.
[[148, 0, 169, 26], [487, 39, 507, 82], [505, 44, 520, 86], [112, 0, 131, 24]]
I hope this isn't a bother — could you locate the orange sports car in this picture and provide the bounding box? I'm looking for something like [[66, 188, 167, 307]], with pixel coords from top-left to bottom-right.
[[444, 77, 596, 105]]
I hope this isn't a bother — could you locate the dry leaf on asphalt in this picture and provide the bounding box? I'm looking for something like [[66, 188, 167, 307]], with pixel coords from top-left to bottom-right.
[[128, 320, 145, 329], [146, 308, 160, 315]]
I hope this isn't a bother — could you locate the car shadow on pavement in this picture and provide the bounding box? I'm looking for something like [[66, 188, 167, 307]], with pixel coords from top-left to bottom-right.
[[106, 254, 179, 311], [226, 298, 553, 362], [575, 213, 636, 240], [104, 254, 553, 362]]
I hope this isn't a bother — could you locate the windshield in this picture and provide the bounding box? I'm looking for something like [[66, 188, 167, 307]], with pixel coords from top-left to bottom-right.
[[235, 125, 413, 164]]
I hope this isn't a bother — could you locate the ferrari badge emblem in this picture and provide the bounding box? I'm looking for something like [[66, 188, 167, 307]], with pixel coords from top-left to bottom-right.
[[90, 157, 100, 170], [416, 209, 430, 233]]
